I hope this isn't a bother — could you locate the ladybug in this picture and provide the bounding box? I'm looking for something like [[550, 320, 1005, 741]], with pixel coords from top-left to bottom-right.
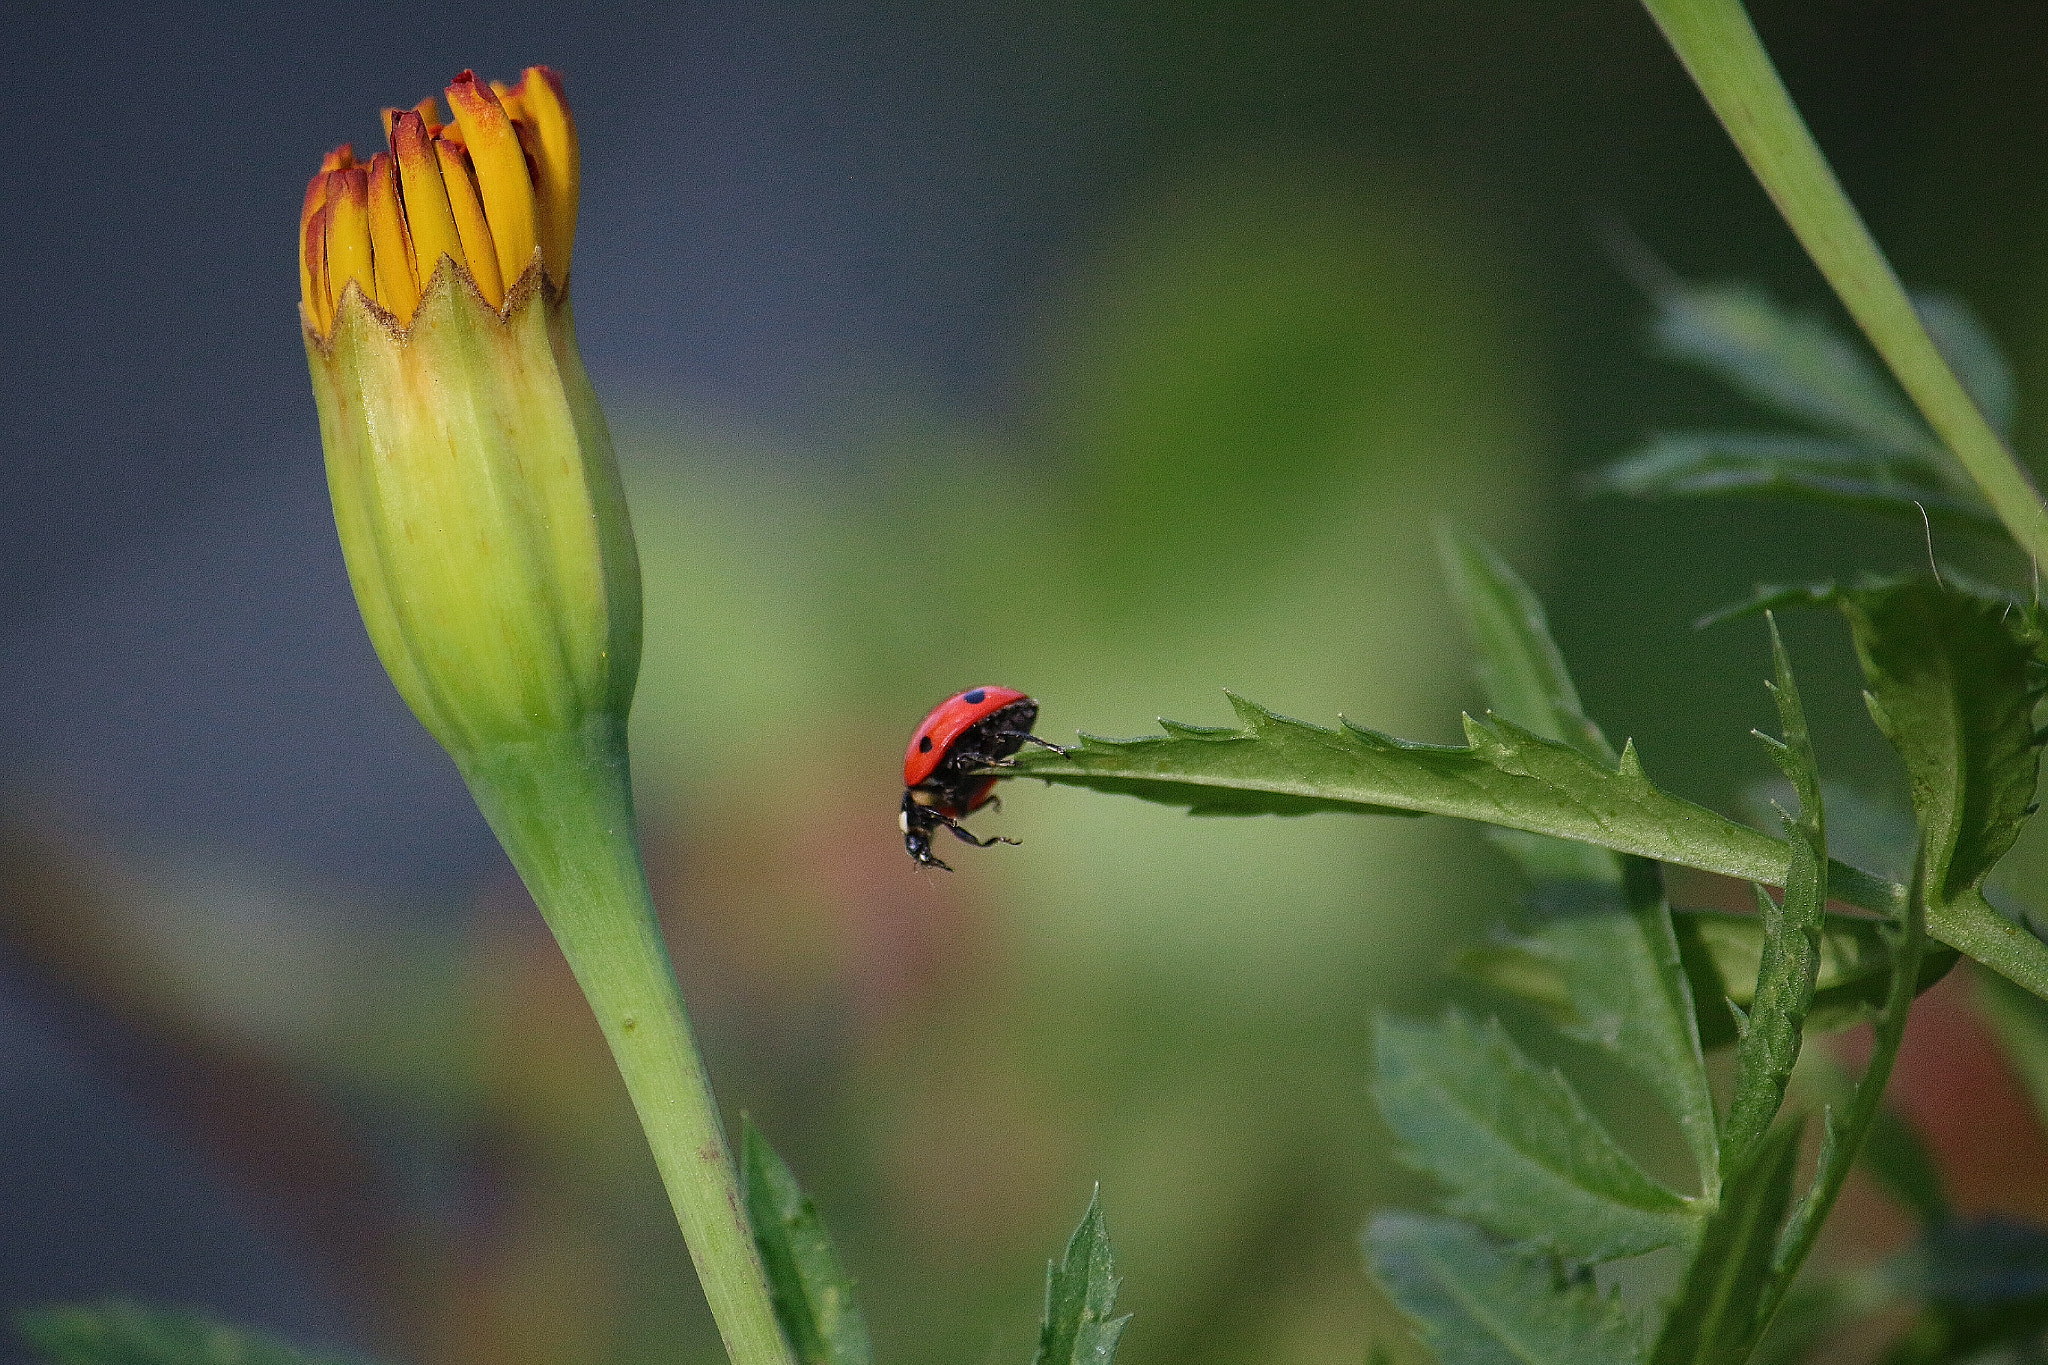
[[901, 686, 1066, 870]]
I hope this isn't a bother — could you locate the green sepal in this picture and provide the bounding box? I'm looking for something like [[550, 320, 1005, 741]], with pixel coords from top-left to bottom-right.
[[307, 269, 641, 760]]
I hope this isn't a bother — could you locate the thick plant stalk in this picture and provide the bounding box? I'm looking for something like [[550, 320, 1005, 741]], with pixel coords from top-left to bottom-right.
[[1641, 0, 2048, 567]]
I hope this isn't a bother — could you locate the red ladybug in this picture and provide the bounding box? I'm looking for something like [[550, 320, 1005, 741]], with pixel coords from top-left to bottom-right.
[[901, 686, 1065, 869]]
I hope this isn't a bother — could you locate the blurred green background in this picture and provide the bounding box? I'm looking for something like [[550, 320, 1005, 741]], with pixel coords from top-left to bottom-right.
[[9, 2, 2048, 1363]]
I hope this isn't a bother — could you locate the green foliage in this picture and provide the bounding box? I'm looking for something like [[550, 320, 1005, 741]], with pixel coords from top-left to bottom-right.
[[1719, 619, 1826, 1178], [1032, 1191, 1129, 1365], [1376, 1010, 1696, 1262], [1007, 693, 1899, 917], [1434, 526, 1719, 1183], [1594, 433, 1994, 531], [1364, 1214, 1641, 1365], [741, 1119, 874, 1365], [1470, 904, 1959, 1051], [1838, 580, 2042, 911], [14, 1305, 371, 1365], [1913, 292, 2016, 441], [1646, 1121, 1805, 1365], [1649, 280, 1931, 456], [1590, 278, 2006, 529]]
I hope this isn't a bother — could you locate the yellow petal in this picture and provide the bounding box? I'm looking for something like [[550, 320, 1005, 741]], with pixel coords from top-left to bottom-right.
[[366, 152, 420, 323], [434, 138, 505, 307], [489, 78, 527, 122], [299, 168, 331, 328], [323, 167, 375, 318], [302, 202, 332, 335], [391, 110, 470, 295], [445, 71, 538, 291], [382, 97, 445, 142], [514, 66, 579, 289]]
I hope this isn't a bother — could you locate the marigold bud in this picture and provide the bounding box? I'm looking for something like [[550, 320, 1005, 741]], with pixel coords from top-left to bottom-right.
[[300, 67, 638, 763]]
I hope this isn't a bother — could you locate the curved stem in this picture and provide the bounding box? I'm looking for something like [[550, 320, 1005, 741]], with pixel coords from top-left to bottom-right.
[[1641, 0, 2048, 566], [1755, 849, 1928, 1333], [462, 718, 797, 1365]]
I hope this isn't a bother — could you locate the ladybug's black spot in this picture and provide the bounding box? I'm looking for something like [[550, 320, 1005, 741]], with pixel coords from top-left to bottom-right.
[[919, 736, 934, 753], [964, 689, 986, 704]]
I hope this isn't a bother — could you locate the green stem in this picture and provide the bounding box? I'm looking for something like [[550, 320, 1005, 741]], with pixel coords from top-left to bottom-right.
[[1754, 848, 1929, 1335], [461, 717, 797, 1365], [1640, 0, 2048, 564]]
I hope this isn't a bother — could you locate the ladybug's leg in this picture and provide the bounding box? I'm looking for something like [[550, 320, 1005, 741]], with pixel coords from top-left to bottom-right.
[[929, 807, 1022, 849], [997, 731, 1072, 757], [948, 748, 1017, 770], [943, 823, 1021, 849]]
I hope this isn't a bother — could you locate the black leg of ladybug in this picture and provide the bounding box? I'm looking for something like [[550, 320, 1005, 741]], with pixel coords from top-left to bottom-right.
[[926, 805, 1020, 848], [943, 822, 1021, 849], [996, 730, 1073, 756]]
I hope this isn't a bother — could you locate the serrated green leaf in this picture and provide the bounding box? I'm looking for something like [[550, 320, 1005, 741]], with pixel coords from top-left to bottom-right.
[[741, 1120, 873, 1365], [14, 1305, 372, 1365], [1913, 292, 2014, 442], [1009, 694, 1898, 915], [1647, 1118, 1805, 1365], [1377, 1010, 1698, 1263], [1592, 433, 1995, 530], [1838, 579, 2042, 909], [1365, 1213, 1642, 1365], [1652, 281, 1933, 457], [1032, 1190, 1128, 1365], [1722, 619, 1828, 1179], [1436, 529, 1719, 1183]]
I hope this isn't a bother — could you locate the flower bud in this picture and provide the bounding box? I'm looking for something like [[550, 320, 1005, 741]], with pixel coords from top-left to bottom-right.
[[300, 68, 639, 763]]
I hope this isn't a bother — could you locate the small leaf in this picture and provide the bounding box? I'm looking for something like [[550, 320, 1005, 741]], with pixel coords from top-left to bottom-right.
[[1721, 619, 1827, 1179], [1592, 433, 1994, 530], [1647, 1118, 1805, 1365], [1913, 292, 2015, 442], [741, 1120, 873, 1365], [1651, 281, 1933, 456], [1032, 1190, 1129, 1365], [1365, 1213, 1642, 1365], [14, 1305, 372, 1365], [1377, 1010, 1697, 1263], [1838, 579, 2041, 910]]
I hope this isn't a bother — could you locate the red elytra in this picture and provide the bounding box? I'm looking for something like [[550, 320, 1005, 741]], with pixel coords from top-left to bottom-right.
[[900, 686, 1057, 870], [903, 685, 1031, 787]]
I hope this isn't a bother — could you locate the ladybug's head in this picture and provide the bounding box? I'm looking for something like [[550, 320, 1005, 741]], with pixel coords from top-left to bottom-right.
[[900, 790, 952, 871]]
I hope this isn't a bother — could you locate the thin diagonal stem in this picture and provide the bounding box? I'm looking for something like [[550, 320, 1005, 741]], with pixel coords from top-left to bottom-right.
[[1641, 0, 2048, 566]]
